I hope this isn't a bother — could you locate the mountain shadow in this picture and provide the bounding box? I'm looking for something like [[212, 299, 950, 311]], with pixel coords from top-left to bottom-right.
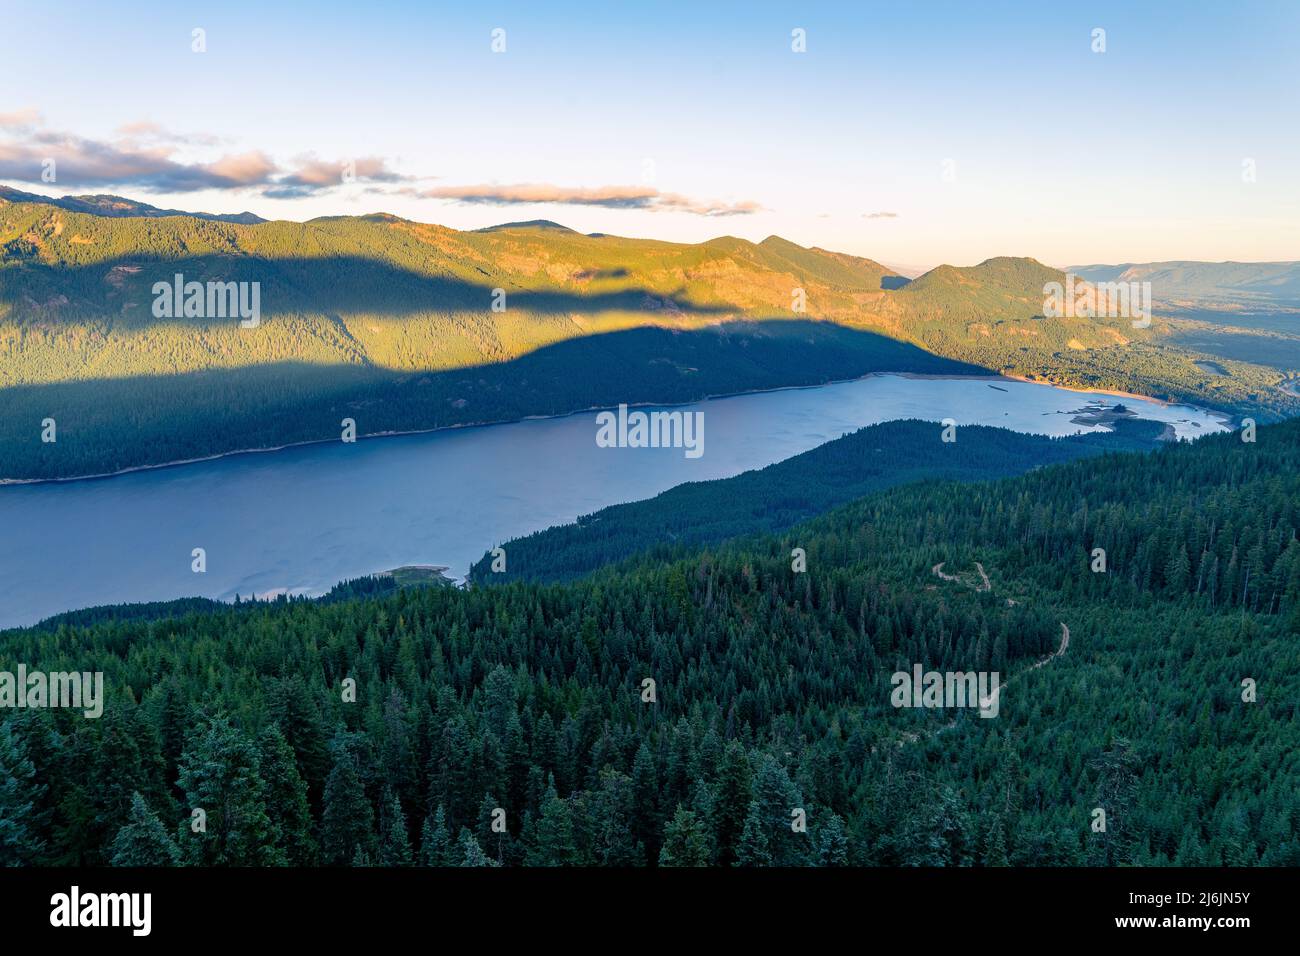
[[0, 321, 992, 481]]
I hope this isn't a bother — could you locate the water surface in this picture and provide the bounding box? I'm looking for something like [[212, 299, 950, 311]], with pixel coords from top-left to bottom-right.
[[0, 374, 1229, 628]]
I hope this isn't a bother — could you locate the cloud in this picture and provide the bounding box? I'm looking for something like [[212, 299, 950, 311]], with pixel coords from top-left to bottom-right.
[[264, 156, 410, 198], [0, 116, 750, 215], [0, 109, 42, 129], [116, 120, 165, 137], [0, 129, 278, 191], [863, 211, 899, 219], [422, 183, 657, 207], [0, 114, 412, 197], [655, 192, 763, 217], [419, 183, 761, 216], [115, 120, 221, 147]]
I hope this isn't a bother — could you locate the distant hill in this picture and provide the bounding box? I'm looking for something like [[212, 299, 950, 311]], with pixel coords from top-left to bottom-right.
[[1069, 260, 1300, 312], [0, 183, 266, 222], [476, 219, 580, 233], [0, 195, 1294, 479], [0, 185, 266, 224]]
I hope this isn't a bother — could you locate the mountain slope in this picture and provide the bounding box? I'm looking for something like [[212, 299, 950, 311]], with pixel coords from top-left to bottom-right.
[[0, 194, 1295, 479], [468, 417, 1167, 584], [1069, 260, 1300, 311], [0, 185, 265, 224], [3, 417, 1296, 867]]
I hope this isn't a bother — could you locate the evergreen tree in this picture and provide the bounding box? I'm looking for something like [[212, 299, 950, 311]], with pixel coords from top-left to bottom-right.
[[1089, 739, 1141, 866], [175, 716, 281, 866], [110, 792, 182, 866], [529, 790, 578, 866], [714, 742, 752, 866], [420, 805, 454, 867], [630, 742, 660, 865], [0, 720, 46, 866], [593, 769, 642, 866], [321, 748, 375, 866], [816, 813, 849, 866], [750, 755, 807, 866], [475, 792, 507, 864], [378, 787, 413, 866], [983, 814, 1009, 867], [659, 807, 709, 867], [258, 727, 317, 865], [735, 801, 772, 867], [460, 828, 499, 867]]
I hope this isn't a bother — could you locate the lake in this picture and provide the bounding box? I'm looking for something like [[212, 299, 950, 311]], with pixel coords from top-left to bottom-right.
[[0, 374, 1230, 628]]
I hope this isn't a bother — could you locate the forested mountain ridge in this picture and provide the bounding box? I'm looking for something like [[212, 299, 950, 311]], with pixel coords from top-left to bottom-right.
[[0, 185, 266, 224], [1, 194, 1294, 480], [468, 417, 1168, 584], [2, 416, 1296, 867], [1069, 260, 1300, 311]]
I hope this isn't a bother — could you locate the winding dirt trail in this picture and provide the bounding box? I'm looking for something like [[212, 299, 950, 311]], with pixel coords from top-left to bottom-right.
[[876, 567, 1071, 750], [931, 561, 991, 592], [977, 622, 1069, 713]]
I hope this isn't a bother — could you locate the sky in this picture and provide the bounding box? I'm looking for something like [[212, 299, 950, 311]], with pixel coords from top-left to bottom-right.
[[2, 0, 1297, 270]]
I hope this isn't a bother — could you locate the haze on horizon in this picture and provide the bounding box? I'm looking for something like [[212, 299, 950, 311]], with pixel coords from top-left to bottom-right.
[[2, 0, 1296, 270]]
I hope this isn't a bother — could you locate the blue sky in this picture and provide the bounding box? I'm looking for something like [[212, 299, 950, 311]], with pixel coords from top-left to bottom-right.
[[2, 0, 1296, 268]]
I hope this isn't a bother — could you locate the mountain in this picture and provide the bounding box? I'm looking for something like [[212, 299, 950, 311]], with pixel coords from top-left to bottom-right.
[[1069, 260, 1300, 312], [3, 414, 1296, 867], [0, 185, 266, 224], [475, 219, 581, 233], [0, 195, 1294, 480]]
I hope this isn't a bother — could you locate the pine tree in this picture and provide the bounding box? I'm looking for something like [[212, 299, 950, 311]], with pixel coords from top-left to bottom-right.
[[630, 742, 660, 864], [420, 805, 454, 867], [265, 677, 330, 813], [258, 727, 317, 865], [529, 790, 578, 866], [659, 806, 709, 866], [460, 828, 499, 866], [475, 792, 506, 864], [593, 769, 641, 866], [815, 813, 849, 866], [110, 792, 182, 866], [175, 716, 281, 865], [714, 741, 752, 866], [983, 814, 1009, 867], [750, 755, 806, 866], [321, 748, 375, 866], [735, 801, 772, 867], [0, 719, 46, 866], [1089, 739, 1140, 865], [378, 787, 413, 866]]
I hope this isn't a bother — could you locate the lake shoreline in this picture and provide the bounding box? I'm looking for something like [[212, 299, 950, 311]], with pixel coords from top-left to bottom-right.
[[0, 373, 1236, 628], [0, 369, 1234, 488], [0, 369, 1001, 487], [1001, 373, 1239, 428]]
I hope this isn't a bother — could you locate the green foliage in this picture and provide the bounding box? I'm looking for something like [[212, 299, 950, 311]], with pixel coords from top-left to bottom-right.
[[470, 418, 1166, 583], [175, 716, 282, 866], [2, 199, 1293, 481], [419, 806, 453, 867], [659, 807, 710, 867], [109, 792, 181, 866], [0, 719, 46, 865], [320, 746, 374, 866], [2, 419, 1298, 866]]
